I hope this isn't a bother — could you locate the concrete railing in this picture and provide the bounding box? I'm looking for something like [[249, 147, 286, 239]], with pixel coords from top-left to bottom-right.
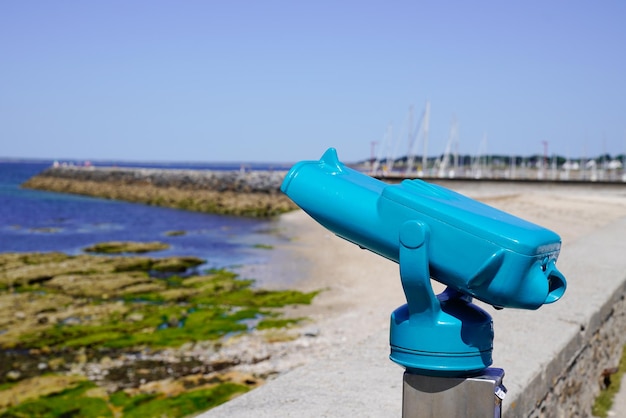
[[499, 215, 626, 417]]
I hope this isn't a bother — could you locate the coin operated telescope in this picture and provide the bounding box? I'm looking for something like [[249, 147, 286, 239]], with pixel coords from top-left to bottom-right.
[[281, 148, 567, 417]]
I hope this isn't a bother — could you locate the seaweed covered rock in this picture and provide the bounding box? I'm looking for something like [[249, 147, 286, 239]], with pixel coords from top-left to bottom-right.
[[0, 248, 318, 416], [83, 241, 170, 254]]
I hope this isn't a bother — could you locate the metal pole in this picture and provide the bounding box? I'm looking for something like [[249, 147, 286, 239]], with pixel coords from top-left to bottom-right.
[[402, 368, 506, 418]]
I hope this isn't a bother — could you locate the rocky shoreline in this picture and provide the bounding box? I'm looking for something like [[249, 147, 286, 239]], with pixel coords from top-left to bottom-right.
[[0, 244, 319, 416], [22, 166, 297, 217]]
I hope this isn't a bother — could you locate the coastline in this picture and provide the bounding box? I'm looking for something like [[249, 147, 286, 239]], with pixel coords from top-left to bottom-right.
[[11, 165, 626, 415]]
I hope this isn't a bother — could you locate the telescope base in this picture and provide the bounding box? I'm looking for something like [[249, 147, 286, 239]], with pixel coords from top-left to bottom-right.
[[389, 295, 494, 376], [390, 345, 492, 378], [402, 368, 506, 418]]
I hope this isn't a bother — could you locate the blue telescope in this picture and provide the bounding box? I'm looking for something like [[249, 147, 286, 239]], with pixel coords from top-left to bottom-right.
[[281, 148, 566, 376]]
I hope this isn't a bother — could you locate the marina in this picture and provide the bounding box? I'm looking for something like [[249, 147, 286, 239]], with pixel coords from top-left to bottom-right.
[[361, 101, 626, 184]]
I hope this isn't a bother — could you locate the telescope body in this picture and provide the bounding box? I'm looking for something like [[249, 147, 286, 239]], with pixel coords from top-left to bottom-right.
[[281, 148, 566, 310]]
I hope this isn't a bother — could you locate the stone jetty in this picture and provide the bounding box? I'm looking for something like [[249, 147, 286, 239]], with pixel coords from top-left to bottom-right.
[[22, 166, 297, 217]]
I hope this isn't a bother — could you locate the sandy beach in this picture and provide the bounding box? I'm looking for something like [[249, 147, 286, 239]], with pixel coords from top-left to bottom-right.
[[230, 181, 626, 387]]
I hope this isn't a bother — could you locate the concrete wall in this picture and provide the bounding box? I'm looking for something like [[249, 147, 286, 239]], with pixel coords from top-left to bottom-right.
[[502, 216, 626, 417]]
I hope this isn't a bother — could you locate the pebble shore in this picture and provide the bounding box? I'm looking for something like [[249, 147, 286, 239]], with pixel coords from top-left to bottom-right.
[[22, 166, 297, 217]]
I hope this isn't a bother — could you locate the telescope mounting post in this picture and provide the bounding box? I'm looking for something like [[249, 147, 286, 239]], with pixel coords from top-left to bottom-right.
[[391, 220, 506, 416], [402, 368, 506, 418]]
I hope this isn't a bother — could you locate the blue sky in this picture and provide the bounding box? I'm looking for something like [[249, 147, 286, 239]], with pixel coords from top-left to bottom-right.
[[1, 1, 625, 163]]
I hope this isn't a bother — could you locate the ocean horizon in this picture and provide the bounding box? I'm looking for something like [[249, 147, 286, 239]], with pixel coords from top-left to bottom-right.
[[0, 157, 295, 172]]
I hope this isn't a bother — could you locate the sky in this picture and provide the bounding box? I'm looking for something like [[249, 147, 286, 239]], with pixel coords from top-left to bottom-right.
[[1, 1, 625, 163]]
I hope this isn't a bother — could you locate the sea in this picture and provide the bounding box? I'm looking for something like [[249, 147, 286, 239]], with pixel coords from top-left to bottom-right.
[[0, 160, 294, 277]]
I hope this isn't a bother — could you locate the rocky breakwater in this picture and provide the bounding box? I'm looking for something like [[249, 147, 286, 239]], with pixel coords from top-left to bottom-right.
[[22, 166, 297, 217]]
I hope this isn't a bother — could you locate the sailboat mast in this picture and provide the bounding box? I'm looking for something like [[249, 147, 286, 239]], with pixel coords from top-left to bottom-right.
[[421, 101, 430, 176], [405, 105, 414, 174]]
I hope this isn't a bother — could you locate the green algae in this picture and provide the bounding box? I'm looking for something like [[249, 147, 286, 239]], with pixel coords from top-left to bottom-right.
[[17, 269, 316, 350], [112, 383, 250, 418], [0, 377, 249, 418], [151, 257, 204, 273], [0, 380, 110, 418], [0, 249, 317, 416], [83, 241, 170, 254], [257, 317, 304, 330], [2, 250, 317, 351]]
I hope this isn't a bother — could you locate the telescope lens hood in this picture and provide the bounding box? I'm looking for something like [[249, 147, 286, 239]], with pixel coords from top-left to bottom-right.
[[544, 262, 566, 304]]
